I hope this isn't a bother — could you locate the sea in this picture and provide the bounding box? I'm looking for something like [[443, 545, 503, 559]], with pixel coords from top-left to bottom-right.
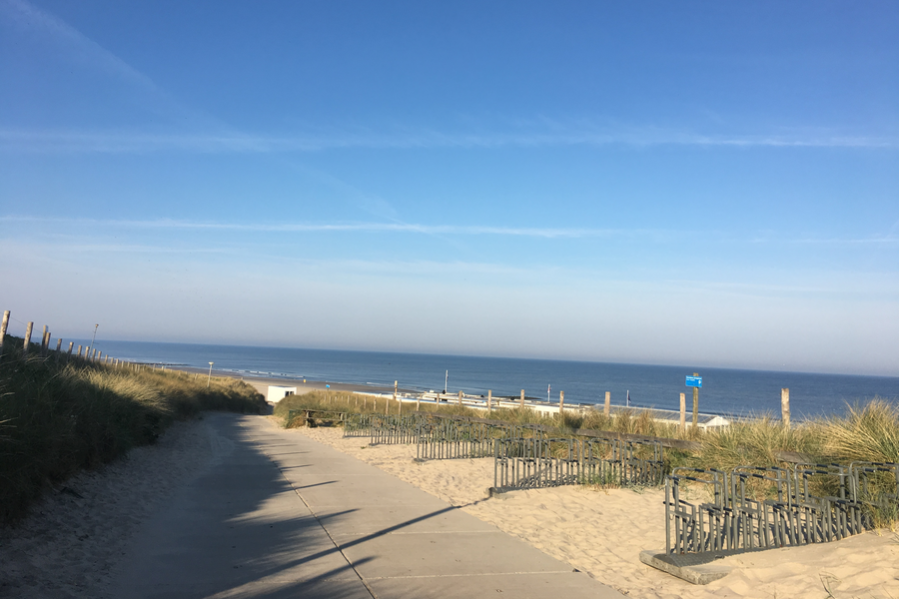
[[79, 340, 899, 421]]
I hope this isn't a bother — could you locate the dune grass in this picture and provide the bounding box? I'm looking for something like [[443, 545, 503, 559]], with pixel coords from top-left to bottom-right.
[[275, 389, 899, 526], [0, 336, 266, 524]]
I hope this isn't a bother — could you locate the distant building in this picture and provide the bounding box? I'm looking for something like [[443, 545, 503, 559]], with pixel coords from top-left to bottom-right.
[[267, 385, 296, 403]]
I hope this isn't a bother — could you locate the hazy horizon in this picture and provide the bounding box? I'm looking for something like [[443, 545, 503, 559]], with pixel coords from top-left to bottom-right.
[[2, 1, 897, 377]]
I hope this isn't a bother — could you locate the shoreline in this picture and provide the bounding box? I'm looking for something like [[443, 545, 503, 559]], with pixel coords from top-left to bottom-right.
[[170, 365, 405, 397]]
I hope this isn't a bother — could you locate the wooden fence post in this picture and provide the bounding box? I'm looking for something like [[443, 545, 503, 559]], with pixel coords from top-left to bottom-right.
[[679, 393, 686, 432], [520, 389, 525, 409], [23, 322, 33, 357], [0, 310, 8, 362], [394, 380, 398, 403], [77, 344, 83, 358], [0, 310, 8, 361], [781, 388, 790, 429], [67, 341, 74, 359], [458, 390, 463, 406], [559, 390, 565, 414], [416, 393, 421, 411], [40, 326, 49, 357], [604, 391, 611, 416], [487, 390, 492, 413], [692, 372, 700, 430]]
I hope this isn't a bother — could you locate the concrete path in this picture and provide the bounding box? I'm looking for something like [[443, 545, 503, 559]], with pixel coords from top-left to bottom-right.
[[111, 414, 626, 598]]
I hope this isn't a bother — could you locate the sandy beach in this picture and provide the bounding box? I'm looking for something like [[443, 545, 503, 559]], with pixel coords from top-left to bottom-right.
[[3, 415, 896, 599], [294, 425, 899, 599]]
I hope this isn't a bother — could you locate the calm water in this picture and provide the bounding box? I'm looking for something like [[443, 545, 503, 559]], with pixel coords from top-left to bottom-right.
[[85, 340, 899, 420]]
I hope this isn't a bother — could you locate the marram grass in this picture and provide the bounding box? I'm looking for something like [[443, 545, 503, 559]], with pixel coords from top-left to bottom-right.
[[0, 337, 265, 524], [276, 389, 899, 527]]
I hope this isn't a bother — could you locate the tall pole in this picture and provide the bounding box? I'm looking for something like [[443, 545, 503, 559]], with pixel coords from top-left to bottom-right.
[[444, 370, 448, 394], [692, 372, 700, 430], [207, 362, 214, 389], [89, 324, 99, 354]]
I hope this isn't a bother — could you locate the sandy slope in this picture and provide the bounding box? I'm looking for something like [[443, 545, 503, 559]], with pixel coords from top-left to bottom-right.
[[296, 425, 899, 599], [0, 417, 223, 599]]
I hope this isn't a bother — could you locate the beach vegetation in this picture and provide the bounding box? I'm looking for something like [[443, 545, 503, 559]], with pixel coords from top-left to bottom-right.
[[0, 336, 265, 525], [273, 388, 899, 528]]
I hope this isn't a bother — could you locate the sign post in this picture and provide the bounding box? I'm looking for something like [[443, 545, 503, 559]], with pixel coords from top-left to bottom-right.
[[685, 374, 702, 430]]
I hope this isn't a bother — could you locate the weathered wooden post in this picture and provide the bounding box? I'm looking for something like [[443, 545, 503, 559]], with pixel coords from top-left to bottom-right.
[[23, 322, 34, 357], [458, 390, 463, 406], [0, 310, 9, 361], [67, 341, 74, 358], [692, 372, 700, 430], [559, 390, 565, 414], [604, 391, 611, 416], [520, 389, 525, 409], [781, 388, 790, 429], [394, 380, 398, 403], [416, 393, 421, 411], [679, 393, 686, 432], [41, 326, 49, 357], [55, 338, 62, 353], [77, 344, 83, 358], [487, 390, 492, 414]]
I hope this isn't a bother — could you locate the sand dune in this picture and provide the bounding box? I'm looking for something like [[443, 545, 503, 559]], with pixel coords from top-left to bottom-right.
[[0, 418, 222, 598], [295, 425, 899, 599]]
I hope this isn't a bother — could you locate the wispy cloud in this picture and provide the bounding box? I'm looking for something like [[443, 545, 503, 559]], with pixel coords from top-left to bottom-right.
[[0, 0, 236, 131], [751, 234, 899, 245], [1, 127, 896, 154], [5, 216, 899, 247], [0, 215, 632, 239], [1, 0, 156, 92]]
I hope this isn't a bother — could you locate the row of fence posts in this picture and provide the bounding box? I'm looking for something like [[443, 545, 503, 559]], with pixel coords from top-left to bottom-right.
[[0, 309, 143, 372], [397, 381, 793, 432], [337, 369, 794, 431]]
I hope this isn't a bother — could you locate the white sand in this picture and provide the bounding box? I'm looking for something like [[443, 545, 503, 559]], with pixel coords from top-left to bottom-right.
[[4, 416, 895, 599], [296, 425, 899, 599], [0, 417, 225, 599]]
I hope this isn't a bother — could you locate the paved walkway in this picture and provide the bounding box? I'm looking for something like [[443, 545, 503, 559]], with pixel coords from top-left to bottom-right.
[[111, 414, 625, 598]]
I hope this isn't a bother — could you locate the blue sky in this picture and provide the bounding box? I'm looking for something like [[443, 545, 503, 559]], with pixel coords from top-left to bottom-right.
[[1, 0, 897, 375]]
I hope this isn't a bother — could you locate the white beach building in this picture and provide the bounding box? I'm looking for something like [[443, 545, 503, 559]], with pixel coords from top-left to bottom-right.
[[266, 385, 297, 404]]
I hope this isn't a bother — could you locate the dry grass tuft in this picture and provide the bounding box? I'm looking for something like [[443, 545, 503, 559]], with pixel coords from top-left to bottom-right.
[[0, 337, 265, 524]]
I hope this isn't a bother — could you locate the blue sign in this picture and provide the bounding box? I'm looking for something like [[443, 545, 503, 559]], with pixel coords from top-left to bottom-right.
[[685, 376, 702, 388]]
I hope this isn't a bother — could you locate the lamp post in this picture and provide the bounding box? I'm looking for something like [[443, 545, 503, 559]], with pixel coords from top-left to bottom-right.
[[207, 362, 214, 389]]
